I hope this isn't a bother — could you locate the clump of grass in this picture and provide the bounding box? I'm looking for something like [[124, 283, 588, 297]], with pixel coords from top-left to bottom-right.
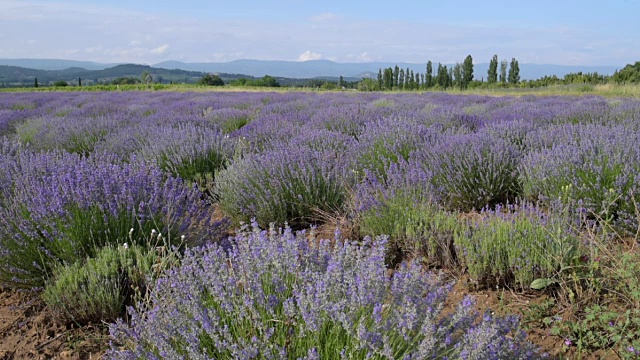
[[455, 202, 580, 289], [355, 163, 460, 268], [43, 238, 178, 324]]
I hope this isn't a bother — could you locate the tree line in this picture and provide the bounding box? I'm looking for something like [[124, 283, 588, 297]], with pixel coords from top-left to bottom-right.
[[357, 57, 640, 92], [358, 54, 521, 91]]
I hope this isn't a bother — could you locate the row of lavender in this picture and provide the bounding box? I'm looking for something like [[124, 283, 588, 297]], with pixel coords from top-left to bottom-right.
[[2, 91, 639, 357]]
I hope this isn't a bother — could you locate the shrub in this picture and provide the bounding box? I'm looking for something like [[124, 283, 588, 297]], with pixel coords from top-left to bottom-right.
[[215, 146, 352, 229], [43, 241, 178, 324], [107, 223, 543, 359], [0, 151, 221, 288], [198, 74, 225, 86]]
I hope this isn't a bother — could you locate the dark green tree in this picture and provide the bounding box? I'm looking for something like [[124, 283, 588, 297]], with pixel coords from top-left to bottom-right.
[[338, 75, 344, 88], [377, 69, 383, 89], [34, 78, 38, 88], [499, 60, 508, 84], [198, 73, 225, 86], [487, 54, 498, 84], [399, 68, 405, 89], [383, 67, 393, 90], [453, 63, 463, 90], [78, 77, 82, 87], [260, 75, 280, 87], [420, 73, 425, 89], [358, 78, 378, 91], [426, 61, 433, 88], [393, 65, 400, 89], [612, 61, 640, 84], [410, 70, 420, 90], [53, 80, 68, 87], [508, 58, 520, 84], [436, 63, 445, 87], [141, 71, 153, 85], [462, 55, 474, 88]]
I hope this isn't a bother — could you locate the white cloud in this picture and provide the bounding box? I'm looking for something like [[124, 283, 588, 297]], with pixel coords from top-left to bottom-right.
[[298, 50, 322, 61], [357, 52, 371, 62], [150, 44, 169, 55]]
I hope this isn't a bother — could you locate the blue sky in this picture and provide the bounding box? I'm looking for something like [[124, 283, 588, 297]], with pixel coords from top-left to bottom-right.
[[0, 0, 638, 66]]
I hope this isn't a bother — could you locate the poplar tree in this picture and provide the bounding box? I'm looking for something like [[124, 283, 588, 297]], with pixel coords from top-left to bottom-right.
[[384, 68, 394, 90], [508, 58, 520, 84], [399, 69, 405, 89], [426, 61, 433, 88], [393, 66, 400, 89], [377, 69, 383, 89], [499, 60, 508, 83], [436, 63, 444, 87], [487, 54, 498, 84], [462, 55, 474, 88], [453, 63, 463, 90], [409, 70, 420, 90]]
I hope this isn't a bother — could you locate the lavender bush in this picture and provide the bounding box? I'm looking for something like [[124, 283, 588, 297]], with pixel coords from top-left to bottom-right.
[[0, 150, 221, 288], [215, 145, 353, 229], [134, 123, 236, 195], [521, 124, 640, 232], [107, 223, 543, 359], [414, 132, 522, 212]]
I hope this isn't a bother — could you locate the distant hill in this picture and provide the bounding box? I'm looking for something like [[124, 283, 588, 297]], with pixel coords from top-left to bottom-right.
[[0, 63, 362, 87], [0, 64, 207, 86], [0, 58, 624, 87]]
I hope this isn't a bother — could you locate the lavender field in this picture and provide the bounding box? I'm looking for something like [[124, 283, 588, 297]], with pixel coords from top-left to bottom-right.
[[2, 91, 640, 358]]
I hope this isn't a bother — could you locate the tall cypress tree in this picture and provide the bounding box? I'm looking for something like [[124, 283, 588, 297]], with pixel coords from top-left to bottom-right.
[[453, 63, 463, 90], [499, 60, 508, 84], [409, 70, 419, 90], [508, 58, 520, 84], [462, 55, 474, 88], [436, 63, 444, 87], [487, 54, 498, 84], [393, 65, 400, 89], [399, 68, 405, 90], [34, 78, 38, 88], [377, 69, 383, 89], [384, 67, 394, 90], [426, 61, 433, 88]]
